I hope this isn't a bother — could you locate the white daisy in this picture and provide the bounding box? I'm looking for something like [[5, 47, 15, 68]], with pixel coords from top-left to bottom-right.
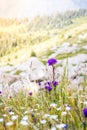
[[56, 124, 66, 129], [66, 106, 72, 111], [2, 114, 7, 117], [24, 111, 29, 114], [51, 127, 57, 130], [57, 107, 62, 111], [49, 115, 58, 120], [61, 112, 67, 116], [9, 111, 14, 115], [6, 121, 13, 126], [50, 103, 57, 108], [40, 120, 47, 124], [43, 114, 50, 118], [22, 115, 28, 121], [11, 115, 18, 120], [20, 120, 28, 126], [0, 118, 4, 122], [84, 101, 87, 105]]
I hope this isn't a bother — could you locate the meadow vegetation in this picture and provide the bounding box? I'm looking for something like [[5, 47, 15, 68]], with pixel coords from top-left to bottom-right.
[[0, 9, 87, 130], [0, 58, 87, 130], [0, 9, 87, 66]]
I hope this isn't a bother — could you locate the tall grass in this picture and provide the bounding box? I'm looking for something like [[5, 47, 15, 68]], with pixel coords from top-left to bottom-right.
[[0, 58, 87, 130]]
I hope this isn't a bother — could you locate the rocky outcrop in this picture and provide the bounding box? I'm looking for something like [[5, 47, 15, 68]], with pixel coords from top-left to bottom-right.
[[0, 72, 20, 85]]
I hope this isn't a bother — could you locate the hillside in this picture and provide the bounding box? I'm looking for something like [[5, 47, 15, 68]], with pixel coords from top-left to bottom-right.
[[0, 9, 87, 130], [0, 9, 87, 66]]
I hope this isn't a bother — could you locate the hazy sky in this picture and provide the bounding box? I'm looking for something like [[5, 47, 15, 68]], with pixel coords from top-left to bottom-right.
[[0, 0, 87, 18]]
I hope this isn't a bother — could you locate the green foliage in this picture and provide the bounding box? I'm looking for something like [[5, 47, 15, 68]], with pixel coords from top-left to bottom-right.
[[30, 51, 36, 57], [14, 70, 23, 75], [0, 69, 87, 129], [0, 9, 87, 65]]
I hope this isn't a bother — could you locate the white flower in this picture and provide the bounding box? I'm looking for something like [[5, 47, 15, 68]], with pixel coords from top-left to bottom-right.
[[50, 103, 57, 108], [2, 114, 7, 117], [61, 112, 67, 116], [0, 118, 4, 122], [57, 107, 62, 111], [66, 106, 72, 111], [20, 120, 28, 126], [6, 121, 13, 126], [11, 115, 18, 120], [43, 114, 50, 118], [49, 115, 58, 121], [56, 124, 66, 129], [9, 112, 14, 115], [33, 126, 39, 130], [40, 120, 47, 124], [84, 101, 87, 105], [36, 104, 40, 108], [51, 127, 57, 130], [22, 115, 28, 121], [24, 110, 29, 114], [34, 109, 38, 111], [20, 107, 25, 110]]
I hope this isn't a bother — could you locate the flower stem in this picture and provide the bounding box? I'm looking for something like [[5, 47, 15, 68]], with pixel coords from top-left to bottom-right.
[[52, 65, 55, 81]]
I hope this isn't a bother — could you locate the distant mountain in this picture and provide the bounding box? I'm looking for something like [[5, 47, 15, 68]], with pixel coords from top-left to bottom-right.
[[28, 9, 87, 30], [0, 0, 87, 18]]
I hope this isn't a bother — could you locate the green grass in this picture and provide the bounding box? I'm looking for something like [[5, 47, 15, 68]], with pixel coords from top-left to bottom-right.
[[0, 16, 87, 66], [0, 63, 87, 130]]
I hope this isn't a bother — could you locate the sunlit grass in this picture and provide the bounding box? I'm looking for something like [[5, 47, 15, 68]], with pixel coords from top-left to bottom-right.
[[0, 58, 87, 130]]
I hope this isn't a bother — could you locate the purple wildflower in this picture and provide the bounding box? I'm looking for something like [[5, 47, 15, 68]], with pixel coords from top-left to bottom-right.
[[47, 82, 51, 85], [52, 81, 58, 87], [45, 86, 48, 90], [9, 108, 13, 112], [29, 92, 32, 96], [47, 58, 57, 66], [38, 82, 41, 86], [34, 118, 37, 123], [83, 108, 87, 118], [0, 91, 2, 95], [64, 124, 68, 130], [47, 86, 52, 92]]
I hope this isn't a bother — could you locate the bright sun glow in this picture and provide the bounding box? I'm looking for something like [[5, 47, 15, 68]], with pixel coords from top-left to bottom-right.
[[0, 0, 86, 18]]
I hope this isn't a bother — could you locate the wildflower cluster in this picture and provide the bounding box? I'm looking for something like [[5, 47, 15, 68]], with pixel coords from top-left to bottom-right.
[[0, 57, 87, 130], [44, 81, 58, 92]]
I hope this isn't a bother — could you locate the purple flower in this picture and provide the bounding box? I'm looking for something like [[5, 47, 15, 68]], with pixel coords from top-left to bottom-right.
[[9, 108, 13, 112], [47, 86, 52, 92], [0, 91, 2, 95], [52, 81, 58, 87], [47, 82, 51, 85], [64, 124, 68, 130], [83, 108, 87, 118], [38, 82, 41, 86], [29, 92, 32, 96], [47, 58, 57, 66], [45, 86, 49, 90], [34, 118, 37, 123]]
